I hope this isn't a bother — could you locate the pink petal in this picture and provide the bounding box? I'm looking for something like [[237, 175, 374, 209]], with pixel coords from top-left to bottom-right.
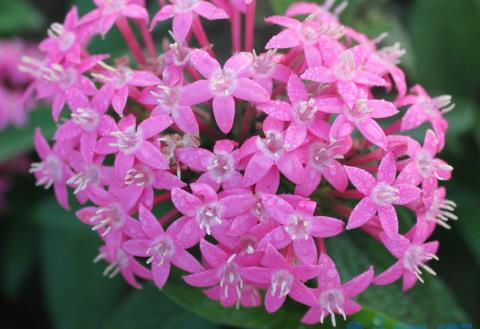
[[347, 197, 377, 229], [301, 308, 322, 325], [317, 253, 341, 290], [150, 5, 173, 29], [337, 80, 358, 108], [152, 263, 171, 288], [261, 245, 289, 269], [123, 4, 148, 21], [171, 188, 202, 216], [374, 261, 404, 285], [122, 239, 150, 256], [200, 239, 229, 268], [172, 249, 204, 273], [219, 194, 256, 217], [181, 80, 213, 105], [194, 1, 229, 20], [289, 281, 317, 307], [233, 78, 270, 103], [401, 104, 427, 131], [266, 29, 301, 49], [240, 267, 272, 284], [189, 49, 221, 79], [323, 161, 348, 192], [293, 237, 317, 265], [264, 290, 286, 313], [261, 194, 295, 224], [367, 99, 398, 118], [394, 184, 421, 205], [139, 205, 163, 238], [139, 115, 172, 138], [344, 299, 362, 316], [355, 71, 386, 87], [173, 106, 199, 135], [377, 152, 397, 184], [287, 74, 308, 103], [378, 204, 398, 237], [177, 217, 205, 248], [402, 271, 418, 291], [176, 147, 212, 171], [342, 266, 373, 298], [357, 118, 388, 150], [172, 12, 193, 42], [265, 15, 300, 28], [344, 166, 375, 194], [136, 142, 169, 169], [183, 269, 219, 287], [285, 122, 307, 150], [257, 101, 292, 121], [112, 87, 129, 116], [301, 66, 336, 83], [225, 52, 253, 75], [243, 152, 274, 186], [310, 216, 344, 237], [212, 95, 235, 133], [277, 153, 304, 184]]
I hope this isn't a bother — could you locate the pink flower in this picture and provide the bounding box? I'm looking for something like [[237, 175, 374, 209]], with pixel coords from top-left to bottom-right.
[[316, 94, 398, 150], [181, 50, 270, 133], [123, 206, 203, 288], [240, 245, 319, 313], [257, 74, 330, 150], [374, 220, 439, 291], [95, 114, 172, 175], [176, 140, 242, 190], [345, 152, 421, 236], [247, 50, 291, 95], [39, 7, 86, 63], [300, 253, 374, 326], [259, 194, 343, 264], [416, 186, 457, 229], [82, 0, 149, 36], [151, 0, 228, 42], [30, 129, 73, 209], [183, 239, 250, 307], [398, 85, 453, 151], [302, 46, 387, 108], [295, 138, 350, 196], [171, 183, 256, 244]]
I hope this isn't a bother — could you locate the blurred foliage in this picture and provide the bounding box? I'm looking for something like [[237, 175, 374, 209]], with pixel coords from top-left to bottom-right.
[[0, 0, 479, 328]]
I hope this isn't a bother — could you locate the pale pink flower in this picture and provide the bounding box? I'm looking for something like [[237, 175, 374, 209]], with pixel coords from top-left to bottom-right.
[[374, 220, 439, 291], [240, 245, 319, 313], [300, 253, 374, 326], [151, 0, 228, 42], [345, 152, 421, 236], [416, 186, 457, 230], [247, 50, 291, 95], [181, 49, 270, 133], [258, 194, 343, 264]]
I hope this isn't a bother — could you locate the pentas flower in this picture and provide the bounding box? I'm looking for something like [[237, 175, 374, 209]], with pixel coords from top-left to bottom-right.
[[302, 46, 387, 108], [258, 74, 330, 150], [95, 114, 172, 176], [345, 152, 421, 236], [240, 245, 319, 313], [39, 7, 85, 63], [374, 220, 439, 291], [315, 93, 398, 149], [259, 194, 343, 265], [123, 206, 203, 288], [25, 0, 457, 324], [151, 0, 229, 42], [171, 183, 256, 243], [300, 253, 374, 326], [181, 49, 270, 133]]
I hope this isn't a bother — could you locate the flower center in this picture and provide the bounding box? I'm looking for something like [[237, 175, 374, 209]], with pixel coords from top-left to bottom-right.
[[309, 142, 338, 171], [71, 107, 100, 131], [100, 249, 129, 279], [333, 49, 356, 80], [421, 190, 457, 229], [113, 67, 133, 88], [415, 150, 436, 178], [251, 51, 276, 77], [42, 64, 78, 89], [344, 99, 372, 123], [47, 23, 76, 51], [110, 126, 143, 154], [169, 42, 191, 66], [151, 85, 181, 110], [173, 0, 200, 12], [67, 163, 100, 194], [207, 153, 234, 182], [371, 182, 399, 206], [196, 202, 223, 235], [209, 70, 237, 97], [219, 254, 244, 299], [251, 196, 269, 220], [240, 235, 258, 255], [318, 289, 346, 325], [146, 236, 176, 266], [270, 270, 293, 298], [294, 99, 319, 124], [298, 21, 320, 45], [29, 155, 63, 188], [285, 213, 310, 240], [258, 131, 285, 158], [102, 0, 127, 14], [124, 166, 152, 187], [403, 245, 438, 282], [90, 204, 125, 236]]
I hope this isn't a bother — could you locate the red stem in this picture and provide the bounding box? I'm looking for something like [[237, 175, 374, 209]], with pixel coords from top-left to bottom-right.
[[244, 1, 256, 51], [116, 18, 146, 66], [137, 20, 157, 59], [192, 16, 215, 57]]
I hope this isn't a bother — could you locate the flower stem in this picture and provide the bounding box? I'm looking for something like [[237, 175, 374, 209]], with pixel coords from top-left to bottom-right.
[[192, 16, 215, 57], [244, 0, 256, 51], [230, 5, 242, 52], [116, 18, 146, 66], [136, 20, 157, 59]]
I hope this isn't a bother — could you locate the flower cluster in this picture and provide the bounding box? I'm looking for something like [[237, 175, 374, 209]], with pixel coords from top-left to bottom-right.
[[24, 0, 457, 325]]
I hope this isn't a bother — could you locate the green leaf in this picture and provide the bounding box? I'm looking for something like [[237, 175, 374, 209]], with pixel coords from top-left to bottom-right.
[[105, 283, 219, 329], [0, 108, 56, 162], [269, 0, 293, 14], [37, 198, 124, 329], [0, 0, 44, 34]]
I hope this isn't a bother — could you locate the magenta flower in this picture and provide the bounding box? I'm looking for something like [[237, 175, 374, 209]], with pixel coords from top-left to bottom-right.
[[259, 194, 343, 264], [151, 1, 228, 42], [374, 220, 439, 291], [139, 81, 199, 135], [300, 253, 374, 326], [123, 206, 203, 288], [247, 50, 291, 95], [295, 138, 350, 196], [183, 239, 250, 307], [397, 130, 453, 189], [95, 114, 172, 175], [302, 46, 387, 108], [315, 93, 398, 150], [345, 152, 421, 236], [257, 74, 330, 150], [240, 245, 319, 313], [181, 49, 270, 133], [82, 0, 149, 36], [176, 140, 242, 190], [398, 85, 453, 151], [416, 186, 457, 230], [30, 129, 73, 209], [171, 183, 256, 244]]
